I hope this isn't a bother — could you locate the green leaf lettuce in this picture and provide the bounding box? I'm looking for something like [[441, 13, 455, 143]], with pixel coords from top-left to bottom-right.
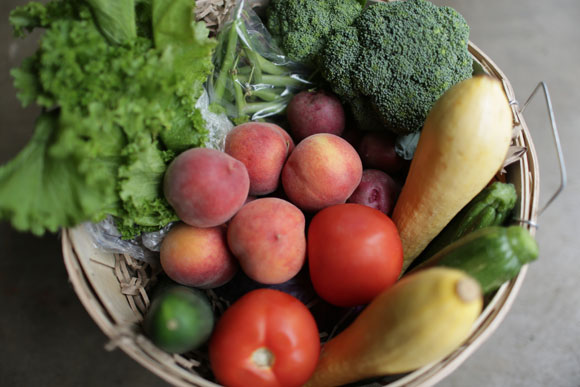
[[0, 0, 216, 237]]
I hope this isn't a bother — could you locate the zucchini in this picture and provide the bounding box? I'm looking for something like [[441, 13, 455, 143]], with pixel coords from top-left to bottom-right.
[[392, 75, 513, 271], [410, 226, 539, 294], [304, 268, 482, 387], [413, 181, 517, 268]]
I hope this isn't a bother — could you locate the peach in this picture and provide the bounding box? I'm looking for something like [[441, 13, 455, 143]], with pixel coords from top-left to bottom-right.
[[265, 122, 295, 154], [225, 122, 290, 196], [163, 147, 249, 227], [227, 198, 306, 284], [160, 223, 238, 289], [281, 133, 363, 212]]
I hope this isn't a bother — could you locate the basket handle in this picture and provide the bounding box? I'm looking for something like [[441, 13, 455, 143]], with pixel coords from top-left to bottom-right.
[[517, 81, 567, 218]]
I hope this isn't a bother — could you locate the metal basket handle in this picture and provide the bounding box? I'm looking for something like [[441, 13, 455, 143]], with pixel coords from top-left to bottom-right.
[[515, 82, 567, 225]]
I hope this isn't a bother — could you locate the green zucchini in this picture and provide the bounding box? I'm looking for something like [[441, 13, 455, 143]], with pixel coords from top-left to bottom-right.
[[414, 182, 517, 267], [410, 226, 538, 294]]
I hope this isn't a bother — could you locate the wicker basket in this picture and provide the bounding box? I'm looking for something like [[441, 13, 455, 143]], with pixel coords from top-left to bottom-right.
[[61, 0, 546, 375], [61, 40, 540, 387]]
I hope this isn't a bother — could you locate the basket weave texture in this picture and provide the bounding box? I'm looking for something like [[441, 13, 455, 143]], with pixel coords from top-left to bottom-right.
[[61, 0, 540, 382]]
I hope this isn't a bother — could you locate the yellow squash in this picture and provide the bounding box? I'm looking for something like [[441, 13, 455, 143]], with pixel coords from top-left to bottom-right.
[[392, 75, 513, 271], [304, 268, 483, 387]]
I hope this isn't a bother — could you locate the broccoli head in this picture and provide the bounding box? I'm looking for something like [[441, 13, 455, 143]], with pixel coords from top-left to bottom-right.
[[266, 0, 363, 66], [318, 0, 473, 135]]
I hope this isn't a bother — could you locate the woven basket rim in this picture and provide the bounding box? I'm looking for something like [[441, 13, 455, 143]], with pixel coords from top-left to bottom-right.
[[61, 40, 540, 387]]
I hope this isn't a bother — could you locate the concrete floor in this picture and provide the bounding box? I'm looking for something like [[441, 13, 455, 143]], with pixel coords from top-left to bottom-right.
[[1, 0, 578, 386]]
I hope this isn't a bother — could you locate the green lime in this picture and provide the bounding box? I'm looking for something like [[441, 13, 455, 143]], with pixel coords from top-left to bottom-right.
[[143, 285, 214, 353]]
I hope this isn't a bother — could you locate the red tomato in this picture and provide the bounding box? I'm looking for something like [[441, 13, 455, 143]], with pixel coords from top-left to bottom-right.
[[308, 203, 403, 307], [209, 289, 320, 387]]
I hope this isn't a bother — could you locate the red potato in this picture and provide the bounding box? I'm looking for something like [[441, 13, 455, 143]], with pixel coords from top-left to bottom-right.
[[347, 169, 402, 216], [357, 131, 409, 175], [160, 223, 238, 289], [227, 198, 306, 285], [282, 133, 363, 212], [163, 148, 249, 228], [287, 90, 346, 142], [225, 122, 290, 196]]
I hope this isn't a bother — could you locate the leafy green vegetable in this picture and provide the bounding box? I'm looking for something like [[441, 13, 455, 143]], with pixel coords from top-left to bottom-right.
[[152, 0, 196, 49], [117, 132, 179, 235], [9, 1, 74, 37], [1, 0, 216, 238], [86, 0, 137, 44], [0, 112, 120, 235]]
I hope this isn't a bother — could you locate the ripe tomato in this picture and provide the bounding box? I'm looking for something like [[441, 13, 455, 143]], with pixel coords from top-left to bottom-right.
[[209, 289, 320, 387], [308, 203, 403, 307]]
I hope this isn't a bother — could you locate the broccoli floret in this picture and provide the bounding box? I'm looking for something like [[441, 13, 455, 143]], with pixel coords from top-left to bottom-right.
[[318, 0, 473, 135], [266, 0, 363, 66]]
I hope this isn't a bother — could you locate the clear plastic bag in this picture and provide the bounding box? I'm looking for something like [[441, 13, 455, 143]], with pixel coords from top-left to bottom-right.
[[207, 0, 312, 123], [84, 217, 167, 265], [196, 87, 234, 151]]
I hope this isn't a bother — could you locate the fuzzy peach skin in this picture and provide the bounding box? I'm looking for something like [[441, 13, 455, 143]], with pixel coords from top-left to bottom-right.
[[227, 197, 306, 284], [281, 133, 363, 212], [163, 147, 249, 228], [160, 223, 238, 289], [266, 122, 295, 154], [225, 122, 291, 196]]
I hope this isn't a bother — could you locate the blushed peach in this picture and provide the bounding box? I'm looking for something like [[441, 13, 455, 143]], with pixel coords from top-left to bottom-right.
[[227, 198, 306, 285], [225, 122, 290, 196], [266, 122, 295, 154], [160, 223, 238, 289], [281, 133, 363, 212], [163, 147, 249, 227]]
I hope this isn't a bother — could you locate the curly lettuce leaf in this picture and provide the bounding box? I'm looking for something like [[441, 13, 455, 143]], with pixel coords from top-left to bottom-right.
[[152, 0, 195, 49], [0, 113, 119, 235], [153, 0, 216, 95], [2, 0, 217, 237], [10, 56, 43, 107], [85, 0, 137, 44], [9, 0, 75, 37], [115, 133, 178, 238]]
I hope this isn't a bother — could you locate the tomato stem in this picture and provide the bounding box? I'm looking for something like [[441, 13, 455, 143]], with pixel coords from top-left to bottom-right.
[[252, 347, 275, 368]]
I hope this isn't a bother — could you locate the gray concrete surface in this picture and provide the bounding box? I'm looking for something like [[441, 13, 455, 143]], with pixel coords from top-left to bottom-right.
[[1, 0, 578, 386]]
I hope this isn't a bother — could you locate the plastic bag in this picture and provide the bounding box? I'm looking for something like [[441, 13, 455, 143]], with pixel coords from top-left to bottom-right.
[[84, 216, 169, 265], [207, 0, 312, 123], [196, 88, 234, 151]]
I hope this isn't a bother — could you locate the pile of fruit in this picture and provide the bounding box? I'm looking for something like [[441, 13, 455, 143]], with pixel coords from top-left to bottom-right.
[[140, 1, 540, 386], [146, 71, 539, 385]]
